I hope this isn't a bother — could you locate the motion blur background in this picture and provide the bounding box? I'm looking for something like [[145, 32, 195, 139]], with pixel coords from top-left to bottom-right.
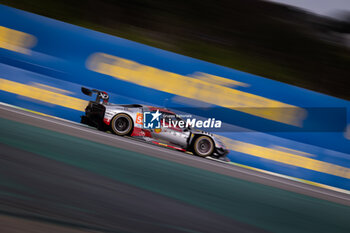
[[1, 1, 350, 233], [0, 0, 350, 189], [2, 0, 350, 99]]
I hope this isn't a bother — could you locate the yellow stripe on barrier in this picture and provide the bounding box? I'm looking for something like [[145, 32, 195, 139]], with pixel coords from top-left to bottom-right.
[[0, 26, 37, 54], [216, 135, 350, 179], [228, 161, 350, 194], [86, 53, 307, 127], [190, 72, 250, 87], [0, 78, 88, 111]]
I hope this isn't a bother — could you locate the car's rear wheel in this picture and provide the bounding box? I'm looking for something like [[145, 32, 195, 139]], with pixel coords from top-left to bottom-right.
[[111, 113, 133, 136], [193, 135, 214, 157]]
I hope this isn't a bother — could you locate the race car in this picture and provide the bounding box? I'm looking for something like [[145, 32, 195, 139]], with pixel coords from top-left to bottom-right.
[[80, 87, 229, 159]]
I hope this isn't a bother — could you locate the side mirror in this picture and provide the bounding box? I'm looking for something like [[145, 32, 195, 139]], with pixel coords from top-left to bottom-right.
[[81, 87, 92, 96]]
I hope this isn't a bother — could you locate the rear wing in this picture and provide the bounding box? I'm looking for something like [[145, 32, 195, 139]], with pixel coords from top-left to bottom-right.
[[81, 87, 109, 103]]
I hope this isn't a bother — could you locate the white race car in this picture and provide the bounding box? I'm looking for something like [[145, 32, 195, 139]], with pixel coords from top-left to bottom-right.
[[81, 87, 229, 159]]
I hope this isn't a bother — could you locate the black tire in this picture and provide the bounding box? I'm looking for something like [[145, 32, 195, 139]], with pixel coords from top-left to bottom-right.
[[111, 113, 133, 136], [193, 135, 214, 157]]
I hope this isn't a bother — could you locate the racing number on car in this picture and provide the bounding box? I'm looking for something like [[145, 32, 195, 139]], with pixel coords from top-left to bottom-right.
[[136, 113, 143, 124]]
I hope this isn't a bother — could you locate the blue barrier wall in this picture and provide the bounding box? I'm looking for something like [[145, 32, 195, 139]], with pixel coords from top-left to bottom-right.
[[0, 5, 349, 190]]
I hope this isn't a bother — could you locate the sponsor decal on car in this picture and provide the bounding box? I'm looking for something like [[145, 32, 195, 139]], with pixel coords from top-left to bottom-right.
[[154, 128, 162, 133], [135, 112, 143, 124], [103, 118, 111, 125], [143, 110, 162, 129]]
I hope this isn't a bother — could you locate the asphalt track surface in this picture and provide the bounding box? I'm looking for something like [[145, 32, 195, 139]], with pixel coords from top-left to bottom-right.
[[0, 104, 350, 233]]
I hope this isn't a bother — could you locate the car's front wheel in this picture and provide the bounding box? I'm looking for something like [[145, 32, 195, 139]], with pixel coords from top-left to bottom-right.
[[111, 113, 133, 136], [193, 135, 214, 157]]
